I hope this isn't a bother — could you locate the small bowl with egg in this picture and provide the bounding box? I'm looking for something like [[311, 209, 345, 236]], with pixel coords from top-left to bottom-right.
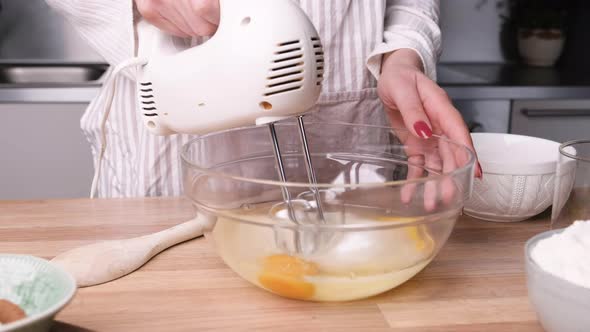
[[464, 133, 560, 222], [0, 255, 76, 332], [182, 123, 476, 301], [525, 223, 590, 332]]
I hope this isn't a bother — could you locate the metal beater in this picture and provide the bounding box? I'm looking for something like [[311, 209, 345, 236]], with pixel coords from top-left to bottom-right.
[[268, 117, 325, 225]]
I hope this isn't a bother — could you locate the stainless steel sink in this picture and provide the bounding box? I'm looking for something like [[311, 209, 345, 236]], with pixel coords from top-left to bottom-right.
[[0, 63, 108, 85]]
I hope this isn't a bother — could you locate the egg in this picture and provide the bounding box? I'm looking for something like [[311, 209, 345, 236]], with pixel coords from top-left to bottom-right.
[[209, 204, 445, 301], [304, 213, 435, 275], [258, 254, 318, 300]]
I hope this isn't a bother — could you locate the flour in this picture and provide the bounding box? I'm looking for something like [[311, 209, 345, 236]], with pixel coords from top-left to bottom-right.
[[0, 256, 59, 317], [531, 220, 590, 289], [0, 258, 38, 316]]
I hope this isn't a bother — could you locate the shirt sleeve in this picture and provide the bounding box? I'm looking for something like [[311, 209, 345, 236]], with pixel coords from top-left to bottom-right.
[[366, 0, 442, 81], [44, 0, 137, 76]]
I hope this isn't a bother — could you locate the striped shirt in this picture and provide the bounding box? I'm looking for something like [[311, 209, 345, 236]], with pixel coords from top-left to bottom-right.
[[47, 0, 441, 198]]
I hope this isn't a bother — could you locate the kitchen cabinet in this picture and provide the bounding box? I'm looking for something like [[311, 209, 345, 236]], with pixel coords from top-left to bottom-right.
[[0, 103, 93, 199], [510, 99, 590, 143], [452, 97, 590, 141]]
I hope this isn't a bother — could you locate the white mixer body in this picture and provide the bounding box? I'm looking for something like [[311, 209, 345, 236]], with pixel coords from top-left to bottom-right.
[[137, 0, 324, 135]]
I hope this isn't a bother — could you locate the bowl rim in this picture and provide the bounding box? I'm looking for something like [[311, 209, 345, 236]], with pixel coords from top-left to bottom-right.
[[525, 229, 590, 295], [471, 132, 560, 175], [559, 139, 590, 163], [0, 254, 77, 332], [181, 122, 476, 189]]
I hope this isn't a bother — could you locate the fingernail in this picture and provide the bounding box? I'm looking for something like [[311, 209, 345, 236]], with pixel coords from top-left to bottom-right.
[[413, 121, 433, 139], [476, 162, 483, 179]]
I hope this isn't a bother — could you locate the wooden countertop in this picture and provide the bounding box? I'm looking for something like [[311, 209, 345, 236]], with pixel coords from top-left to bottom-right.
[[0, 198, 549, 331]]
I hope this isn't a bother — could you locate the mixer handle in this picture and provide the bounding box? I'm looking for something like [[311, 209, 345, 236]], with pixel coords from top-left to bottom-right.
[[148, 0, 256, 60]]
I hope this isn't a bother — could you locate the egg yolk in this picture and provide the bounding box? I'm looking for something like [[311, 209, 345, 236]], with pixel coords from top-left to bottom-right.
[[375, 216, 420, 223], [406, 226, 432, 251], [376, 216, 433, 252], [258, 254, 319, 300]]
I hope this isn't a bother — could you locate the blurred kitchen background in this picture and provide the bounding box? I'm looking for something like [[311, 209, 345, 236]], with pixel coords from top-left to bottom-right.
[[0, 0, 589, 200]]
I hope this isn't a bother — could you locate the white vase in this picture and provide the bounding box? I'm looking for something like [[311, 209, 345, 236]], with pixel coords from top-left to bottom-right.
[[517, 29, 565, 67]]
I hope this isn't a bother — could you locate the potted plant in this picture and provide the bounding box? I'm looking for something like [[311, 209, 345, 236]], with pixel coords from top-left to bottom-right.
[[498, 0, 568, 67]]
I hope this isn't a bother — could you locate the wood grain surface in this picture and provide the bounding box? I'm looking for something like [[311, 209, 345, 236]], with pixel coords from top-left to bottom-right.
[[0, 198, 550, 331]]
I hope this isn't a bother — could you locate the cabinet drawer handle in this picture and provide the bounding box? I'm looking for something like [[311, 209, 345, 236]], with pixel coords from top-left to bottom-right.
[[521, 109, 590, 117]]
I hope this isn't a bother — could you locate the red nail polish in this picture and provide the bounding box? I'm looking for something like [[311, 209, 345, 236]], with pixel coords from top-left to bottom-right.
[[413, 121, 433, 139], [476, 162, 483, 179]]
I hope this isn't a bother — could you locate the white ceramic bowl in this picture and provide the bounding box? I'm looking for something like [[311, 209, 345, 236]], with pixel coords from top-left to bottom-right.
[[0, 255, 76, 332], [525, 230, 590, 332], [464, 133, 560, 222]]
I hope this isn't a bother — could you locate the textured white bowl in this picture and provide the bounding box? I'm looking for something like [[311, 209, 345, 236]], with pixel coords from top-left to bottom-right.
[[464, 133, 560, 222]]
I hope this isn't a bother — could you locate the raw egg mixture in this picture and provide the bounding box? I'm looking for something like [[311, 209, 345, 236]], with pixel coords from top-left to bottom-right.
[[208, 203, 454, 301]]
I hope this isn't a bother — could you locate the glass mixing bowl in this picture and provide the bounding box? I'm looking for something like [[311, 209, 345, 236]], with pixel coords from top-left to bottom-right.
[[181, 122, 475, 302]]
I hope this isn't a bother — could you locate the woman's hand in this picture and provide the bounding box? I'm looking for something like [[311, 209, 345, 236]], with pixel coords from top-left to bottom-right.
[[377, 48, 482, 178], [135, 0, 220, 37], [378, 49, 481, 209]]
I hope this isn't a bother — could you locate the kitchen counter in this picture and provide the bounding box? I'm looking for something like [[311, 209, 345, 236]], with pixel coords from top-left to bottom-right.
[[1, 63, 590, 103], [439, 63, 590, 86], [439, 63, 590, 100], [0, 198, 549, 331]]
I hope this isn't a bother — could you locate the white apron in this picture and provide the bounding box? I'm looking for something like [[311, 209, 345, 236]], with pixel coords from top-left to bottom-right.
[[46, 0, 441, 197]]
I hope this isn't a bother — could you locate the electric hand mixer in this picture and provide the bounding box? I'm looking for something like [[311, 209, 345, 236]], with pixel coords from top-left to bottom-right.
[[138, 0, 326, 225], [56, 0, 327, 287]]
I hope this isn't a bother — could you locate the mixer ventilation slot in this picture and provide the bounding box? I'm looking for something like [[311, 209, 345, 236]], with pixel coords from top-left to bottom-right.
[[264, 86, 302, 96], [269, 70, 303, 80], [139, 81, 158, 116], [279, 40, 300, 47], [277, 47, 301, 55], [267, 40, 305, 96], [312, 37, 324, 86], [273, 54, 303, 63], [271, 63, 303, 72], [268, 78, 303, 88]]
